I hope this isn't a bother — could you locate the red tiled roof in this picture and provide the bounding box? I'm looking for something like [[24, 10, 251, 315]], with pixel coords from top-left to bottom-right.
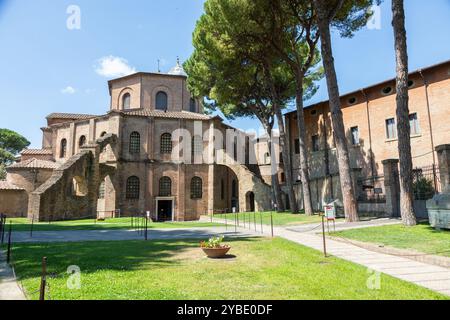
[[46, 113, 97, 120], [118, 109, 213, 120], [21, 149, 53, 155], [8, 158, 58, 170]]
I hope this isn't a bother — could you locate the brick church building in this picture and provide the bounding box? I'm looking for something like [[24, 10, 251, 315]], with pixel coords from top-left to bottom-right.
[[0, 61, 271, 221]]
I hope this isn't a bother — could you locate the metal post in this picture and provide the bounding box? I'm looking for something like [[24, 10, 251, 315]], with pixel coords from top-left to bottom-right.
[[247, 212, 250, 229], [135, 215, 138, 233], [0, 215, 4, 244], [138, 215, 141, 234], [30, 215, 34, 238], [321, 215, 327, 258], [270, 211, 274, 238], [145, 217, 148, 241], [254, 212, 256, 231], [6, 222, 12, 264], [1, 216, 5, 245], [225, 214, 227, 231], [244, 212, 246, 228], [260, 212, 263, 234], [234, 212, 237, 233], [39, 257, 47, 301]]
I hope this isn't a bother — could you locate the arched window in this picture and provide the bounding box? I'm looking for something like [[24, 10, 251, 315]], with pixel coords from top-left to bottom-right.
[[129, 132, 140, 154], [122, 93, 131, 109], [156, 91, 168, 110], [98, 181, 105, 199], [191, 135, 203, 157], [126, 176, 140, 200], [190, 98, 196, 112], [72, 176, 87, 197], [191, 177, 203, 199], [232, 179, 237, 198], [60, 139, 67, 158], [159, 176, 172, 196], [78, 135, 86, 148], [221, 179, 225, 200], [264, 152, 271, 165], [160, 133, 172, 154]]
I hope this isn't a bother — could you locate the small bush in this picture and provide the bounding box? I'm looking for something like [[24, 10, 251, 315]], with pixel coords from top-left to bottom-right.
[[413, 178, 435, 200]]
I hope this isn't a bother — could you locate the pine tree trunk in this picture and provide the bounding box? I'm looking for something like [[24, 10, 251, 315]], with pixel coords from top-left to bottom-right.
[[314, 0, 359, 222], [275, 108, 299, 213], [295, 78, 314, 215], [264, 123, 284, 212], [392, 0, 417, 226]]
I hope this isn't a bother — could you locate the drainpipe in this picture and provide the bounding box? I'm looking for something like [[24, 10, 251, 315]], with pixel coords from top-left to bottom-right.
[[361, 89, 375, 179], [418, 69, 436, 166]]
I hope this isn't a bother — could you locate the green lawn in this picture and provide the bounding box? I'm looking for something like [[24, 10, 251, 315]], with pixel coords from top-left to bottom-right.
[[213, 211, 327, 226], [332, 223, 450, 257], [8, 237, 446, 300], [5, 218, 222, 232]]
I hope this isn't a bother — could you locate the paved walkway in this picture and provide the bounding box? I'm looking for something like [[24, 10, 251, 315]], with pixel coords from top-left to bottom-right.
[[285, 217, 402, 233], [207, 216, 450, 297], [0, 251, 26, 300], [11, 227, 261, 243], [273, 226, 450, 297]]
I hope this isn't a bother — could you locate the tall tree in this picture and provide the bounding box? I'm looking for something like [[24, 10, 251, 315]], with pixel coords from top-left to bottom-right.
[[185, 9, 293, 211], [312, 0, 378, 222], [392, 0, 416, 226], [254, 0, 323, 215], [215, 0, 326, 215], [0, 128, 30, 179], [187, 0, 312, 212]]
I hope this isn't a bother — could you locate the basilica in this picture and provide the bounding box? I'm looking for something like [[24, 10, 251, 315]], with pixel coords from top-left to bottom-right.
[[0, 61, 272, 221]]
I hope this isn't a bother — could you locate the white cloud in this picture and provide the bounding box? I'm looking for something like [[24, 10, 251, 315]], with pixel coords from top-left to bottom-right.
[[95, 56, 136, 78], [84, 88, 96, 94], [61, 86, 76, 94]]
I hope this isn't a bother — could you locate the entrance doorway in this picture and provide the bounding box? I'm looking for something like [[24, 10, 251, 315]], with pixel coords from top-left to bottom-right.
[[246, 192, 255, 212], [156, 199, 174, 222]]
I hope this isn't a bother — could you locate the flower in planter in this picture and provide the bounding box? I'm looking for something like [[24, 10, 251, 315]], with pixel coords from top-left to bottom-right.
[[200, 236, 227, 248]]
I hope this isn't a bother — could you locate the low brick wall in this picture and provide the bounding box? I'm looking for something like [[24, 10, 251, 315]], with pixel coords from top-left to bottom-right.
[[0, 190, 28, 217], [357, 202, 389, 217]]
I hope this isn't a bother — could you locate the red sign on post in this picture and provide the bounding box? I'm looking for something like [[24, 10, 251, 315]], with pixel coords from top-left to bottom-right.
[[324, 204, 336, 221]]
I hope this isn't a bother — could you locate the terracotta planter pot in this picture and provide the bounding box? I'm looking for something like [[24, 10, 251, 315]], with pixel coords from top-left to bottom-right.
[[201, 246, 231, 258]]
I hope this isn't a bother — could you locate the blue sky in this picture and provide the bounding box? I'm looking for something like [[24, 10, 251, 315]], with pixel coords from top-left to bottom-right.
[[0, 0, 449, 148]]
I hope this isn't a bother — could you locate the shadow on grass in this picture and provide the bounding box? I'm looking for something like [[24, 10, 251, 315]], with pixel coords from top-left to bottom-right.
[[8, 222, 222, 232], [9, 237, 261, 282]]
